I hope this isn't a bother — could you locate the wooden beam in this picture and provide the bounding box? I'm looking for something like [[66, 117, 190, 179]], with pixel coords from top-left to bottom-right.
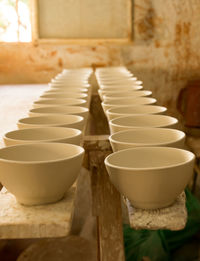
[[83, 138, 125, 261]]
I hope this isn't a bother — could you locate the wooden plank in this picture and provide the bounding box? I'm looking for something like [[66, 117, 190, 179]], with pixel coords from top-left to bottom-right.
[[87, 94, 110, 135], [90, 151, 125, 261], [83, 138, 125, 261], [83, 135, 110, 151], [35, 38, 133, 45], [17, 235, 96, 261], [0, 185, 76, 239]]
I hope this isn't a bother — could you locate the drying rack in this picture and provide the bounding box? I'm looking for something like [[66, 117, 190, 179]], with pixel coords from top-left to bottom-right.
[[0, 84, 198, 261]]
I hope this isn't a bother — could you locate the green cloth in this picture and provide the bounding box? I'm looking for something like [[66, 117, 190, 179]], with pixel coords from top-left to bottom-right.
[[124, 189, 200, 261]]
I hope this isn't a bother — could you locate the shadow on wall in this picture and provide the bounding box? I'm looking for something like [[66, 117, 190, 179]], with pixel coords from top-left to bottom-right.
[[177, 80, 200, 129], [126, 67, 200, 129]]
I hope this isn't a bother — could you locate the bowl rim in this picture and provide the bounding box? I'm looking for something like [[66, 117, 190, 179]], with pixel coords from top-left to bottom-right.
[[105, 146, 195, 171], [40, 93, 88, 99], [33, 98, 87, 106], [99, 84, 143, 90], [98, 88, 144, 95], [4, 127, 82, 143], [102, 92, 152, 102], [109, 128, 186, 146], [109, 114, 178, 128], [99, 77, 138, 83], [103, 90, 152, 98], [18, 114, 84, 126], [102, 97, 157, 106], [0, 142, 85, 164], [107, 105, 167, 115], [48, 83, 91, 88], [98, 86, 143, 93], [29, 105, 89, 114], [46, 88, 89, 92]]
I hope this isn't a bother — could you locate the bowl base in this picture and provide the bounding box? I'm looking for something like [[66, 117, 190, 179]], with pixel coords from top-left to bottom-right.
[[129, 198, 176, 210], [17, 194, 65, 206]]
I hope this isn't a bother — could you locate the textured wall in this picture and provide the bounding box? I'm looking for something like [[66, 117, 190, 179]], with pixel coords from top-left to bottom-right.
[[0, 44, 122, 83], [123, 0, 200, 118], [0, 0, 200, 119]]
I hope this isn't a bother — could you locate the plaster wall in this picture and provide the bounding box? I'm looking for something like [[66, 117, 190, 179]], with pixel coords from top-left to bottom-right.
[[0, 0, 200, 119]]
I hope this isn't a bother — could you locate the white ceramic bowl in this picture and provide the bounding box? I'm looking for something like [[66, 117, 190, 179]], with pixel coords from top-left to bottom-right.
[[49, 83, 90, 88], [62, 68, 92, 74], [109, 128, 186, 152], [0, 143, 84, 205], [96, 68, 131, 75], [99, 81, 143, 89], [4, 127, 82, 146], [55, 75, 89, 80], [29, 106, 89, 121], [98, 76, 137, 81], [18, 115, 84, 131], [51, 78, 88, 84], [33, 98, 87, 108], [98, 78, 137, 85], [96, 74, 133, 81], [109, 114, 178, 134], [102, 97, 157, 113], [103, 90, 152, 102], [44, 88, 88, 93], [105, 147, 195, 209], [106, 105, 167, 121], [40, 93, 88, 100], [96, 69, 131, 75], [98, 87, 143, 100]]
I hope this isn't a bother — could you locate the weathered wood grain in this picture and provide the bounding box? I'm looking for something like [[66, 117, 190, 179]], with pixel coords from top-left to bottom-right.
[[84, 137, 125, 261], [87, 94, 110, 135]]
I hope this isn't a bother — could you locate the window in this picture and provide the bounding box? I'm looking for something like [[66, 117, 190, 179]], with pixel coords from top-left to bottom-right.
[[0, 0, 133, 44], [32, 0, 133, 44], [0, 0, 31, 42]]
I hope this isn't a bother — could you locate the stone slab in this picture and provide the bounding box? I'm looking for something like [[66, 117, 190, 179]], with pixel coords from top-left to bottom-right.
[[125, 192, 187, 231], [0, 186, 76, 239]]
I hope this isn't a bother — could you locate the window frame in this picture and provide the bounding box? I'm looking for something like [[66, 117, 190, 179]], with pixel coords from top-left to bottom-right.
[[31, 0, 133, 45]]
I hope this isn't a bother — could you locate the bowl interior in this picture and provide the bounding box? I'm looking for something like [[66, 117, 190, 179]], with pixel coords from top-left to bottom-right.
[[5, 127, 81, 141], [106, 147, 194, 169], [110, 128, 185, 145], [104, 97, 156, 106], [40, 93, 88, 99], [111, 115, 177, 127], [100, 84, 142, 89], [45, 88, 88, 93], [29, 106, 88, 115], [19, 115, 83, 125], [49, 83, 90, 88], [103, 90, 152, 99], [99, 86, 143, 92], [108, 105, 167, 115], [99, 78, 137, 84], [33, 98, 86, 106], [0, 143, 84, 162]]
